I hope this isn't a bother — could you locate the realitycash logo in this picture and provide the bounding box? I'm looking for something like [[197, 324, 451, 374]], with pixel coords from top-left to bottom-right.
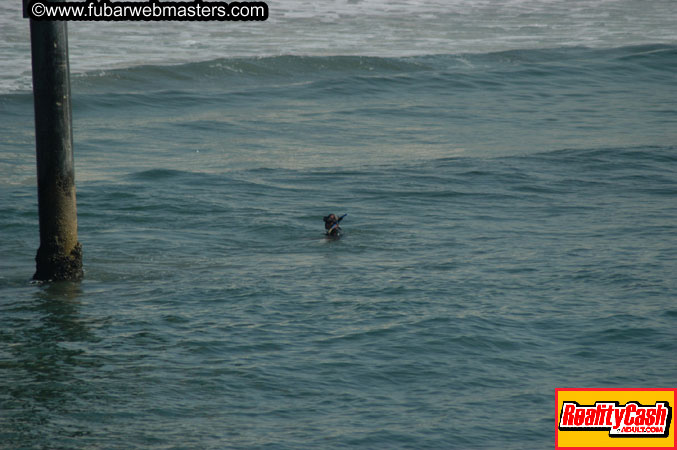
[[559, 401, 671, 437], [556, 389, 677, 449]]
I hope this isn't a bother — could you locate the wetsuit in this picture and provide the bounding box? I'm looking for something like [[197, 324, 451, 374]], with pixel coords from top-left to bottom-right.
[[324, 215, 341, 236]]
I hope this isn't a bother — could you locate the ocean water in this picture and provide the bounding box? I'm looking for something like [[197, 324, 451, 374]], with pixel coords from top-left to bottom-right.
[[2, 1, 677, 448]]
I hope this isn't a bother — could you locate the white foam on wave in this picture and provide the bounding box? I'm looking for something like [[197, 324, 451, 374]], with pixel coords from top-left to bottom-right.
[[2, 0, 676, 93]]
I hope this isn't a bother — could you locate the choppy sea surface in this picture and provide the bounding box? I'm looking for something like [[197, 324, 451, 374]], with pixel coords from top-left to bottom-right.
[[1, 1, 677, 448]]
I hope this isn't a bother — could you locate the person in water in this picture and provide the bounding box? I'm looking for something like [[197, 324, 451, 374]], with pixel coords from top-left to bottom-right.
[[323, 213, 346, 236]]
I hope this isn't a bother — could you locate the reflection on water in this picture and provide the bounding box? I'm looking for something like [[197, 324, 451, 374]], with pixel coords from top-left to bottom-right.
[[0, 282, 98, 446]]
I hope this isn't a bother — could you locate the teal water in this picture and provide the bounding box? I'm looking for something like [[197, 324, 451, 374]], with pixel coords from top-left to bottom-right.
[[1, 45, 677, 448]]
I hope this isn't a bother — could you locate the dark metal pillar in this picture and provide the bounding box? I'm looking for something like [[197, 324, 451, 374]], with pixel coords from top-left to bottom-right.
[[28, 4, 83, 281]]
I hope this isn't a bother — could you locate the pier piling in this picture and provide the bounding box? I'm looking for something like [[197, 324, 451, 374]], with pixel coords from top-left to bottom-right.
[[28, 4, 83, 281]]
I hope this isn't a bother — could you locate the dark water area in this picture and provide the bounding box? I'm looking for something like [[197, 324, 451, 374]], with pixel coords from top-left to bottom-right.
[[1, 45, 676, 448]]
